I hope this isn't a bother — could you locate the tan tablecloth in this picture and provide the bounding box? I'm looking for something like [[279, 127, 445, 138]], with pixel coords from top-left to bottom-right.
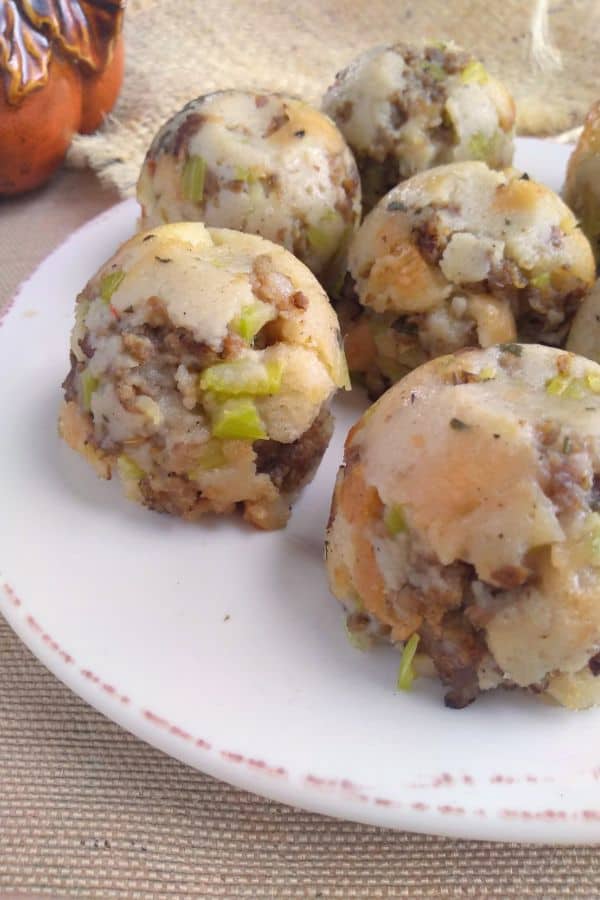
[[2, 169, 600, 897]]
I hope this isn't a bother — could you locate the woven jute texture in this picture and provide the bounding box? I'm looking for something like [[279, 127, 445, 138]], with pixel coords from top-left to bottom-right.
[[68, 0, 600, 197], [1, 614, 600, 899], [2, 168, 600, 897]]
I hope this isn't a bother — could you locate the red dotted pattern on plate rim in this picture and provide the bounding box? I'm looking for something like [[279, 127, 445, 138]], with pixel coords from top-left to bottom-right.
[[80, 668, 130, 704], [408, 771, 555, 789], [2, 582, 599, 826]]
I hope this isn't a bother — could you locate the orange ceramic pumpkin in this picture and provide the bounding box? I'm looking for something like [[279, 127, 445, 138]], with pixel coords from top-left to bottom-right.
[[0, 0, 125, 195]]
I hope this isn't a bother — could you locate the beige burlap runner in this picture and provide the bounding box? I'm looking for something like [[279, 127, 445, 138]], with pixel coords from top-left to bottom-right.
[[68, 0, 600, 197]]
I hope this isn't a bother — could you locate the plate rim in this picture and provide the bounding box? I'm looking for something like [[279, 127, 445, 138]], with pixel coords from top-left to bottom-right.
[[4, 578, 600, 845]]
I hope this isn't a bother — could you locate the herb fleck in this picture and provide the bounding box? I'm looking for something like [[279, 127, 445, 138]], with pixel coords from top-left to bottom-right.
[[499, 343, 523, 357], [450, 417, 470, 430], [520, 172, 530, 181], [387, 200, 407, 212], [142, 234, 156, 242], [155, 256, 172, 263], [563, 436, 572, 454], [294, 129, 305, 137]]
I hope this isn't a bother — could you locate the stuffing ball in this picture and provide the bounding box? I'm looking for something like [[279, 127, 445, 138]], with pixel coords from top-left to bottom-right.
[[136, 90, 362, 292], [59, 223, 349, 530], [322, 41, 515, 212], [564, 101, 600, 265], [337, 161, 595, 398], [326, 344, 600, 709], [567, 278, 600, 363]]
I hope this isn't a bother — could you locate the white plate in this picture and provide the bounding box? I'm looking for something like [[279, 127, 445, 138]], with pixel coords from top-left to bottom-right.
[[2, 138, 599, 845]]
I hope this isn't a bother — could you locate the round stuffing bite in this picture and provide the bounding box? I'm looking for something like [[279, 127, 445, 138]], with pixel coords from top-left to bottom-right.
[[567, 278, 600, 363], [59, 222, 349, 530], [137, 90, 362, 292], [322, 41, 515, 212], [326, 344, 600, 709], [564, 100, 600, 267], [338, 161, 595, 398]]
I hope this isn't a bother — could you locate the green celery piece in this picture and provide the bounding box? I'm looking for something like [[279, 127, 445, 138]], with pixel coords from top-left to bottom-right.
[[344, 621, 372, 651], [231, 301, 276, 343], [81, 371, 99, 411], [307, 208, 343, 259], [582, 514, 600, 566], [199, 358, 284, 396], [468, 131, 493, 161], [210, 398, 267, 440], [319, 207, 341, 225], [397, 634, 420, 691], [182, 155, 207, 203], [384, 504, 407, 536], [531, 272, 551, 290], [307, 225, 336, 256], [545, 374, 571, 396], [585, 372, 600, 394], [546, 375, 588, 399], [190, 440, 227, 475], [117, 454, 145, 481], [99, 269, 125, 304], [234, 165, 260, 184], [460, 60, 488, 84]]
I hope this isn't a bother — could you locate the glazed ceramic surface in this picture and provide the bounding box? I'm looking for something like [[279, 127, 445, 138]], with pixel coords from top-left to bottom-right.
[[3, 138, 600, 843]]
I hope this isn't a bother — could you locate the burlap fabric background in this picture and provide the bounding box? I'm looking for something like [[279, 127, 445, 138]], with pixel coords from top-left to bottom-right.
[[69, 0, 600, 196], [3, 1, 600, 894]]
